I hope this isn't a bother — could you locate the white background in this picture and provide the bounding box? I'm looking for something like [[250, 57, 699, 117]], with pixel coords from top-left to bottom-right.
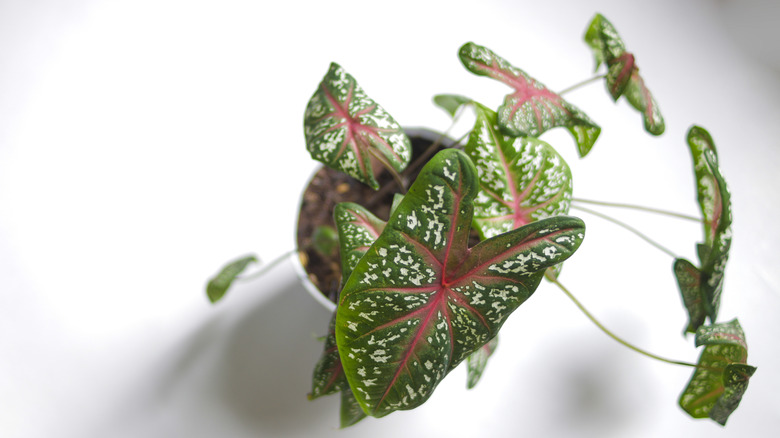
[[1, 0, 779, 437]]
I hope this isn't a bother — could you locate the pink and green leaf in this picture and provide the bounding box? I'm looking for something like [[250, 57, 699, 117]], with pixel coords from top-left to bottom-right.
[[309, 312, 368, 427], [458, 42, 600, 158], [687, 126, 732, 323], [679, 319, 756, 425], [584, 13, 665, 135], [466, 103, 572, 240], [335, 202, 388, 281], [335, 149, 585, 417], [304, 62, 412, 189], [466, 336, 499, 389]]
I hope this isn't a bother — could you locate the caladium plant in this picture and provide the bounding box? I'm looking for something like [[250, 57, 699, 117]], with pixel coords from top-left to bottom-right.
[[205, 12, 756, 429], [585, 13, 665, 135]]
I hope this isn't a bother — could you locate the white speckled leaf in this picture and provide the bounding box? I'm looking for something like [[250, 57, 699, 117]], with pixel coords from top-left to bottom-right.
[[686, 126, 732, 323], [335, 202, 387, 281], [584, 13, 664, 135], [458, 42, 600, 157], [466, 103, 572, 240], [679, 319, 756, 425], [673, 258, 706, 334], [308, 312, 367, 427], [304, 63, 412, 189], [335, 149, 585, 417]]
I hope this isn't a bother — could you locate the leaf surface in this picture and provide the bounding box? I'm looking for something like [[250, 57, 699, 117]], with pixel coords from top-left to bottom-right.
[[433, 94, 473, 117], [335, 202, 387, 281], [206, 254, 257, 303], [336, 148, 585, 417], [466, 336, 498, 389], [584, 13, 664, 135], [679, 319, 756, 425], [673, 258, 706, 333], [466, 103, 572, 240], [309, 312, 367, 427], [304, 62, 411, 189], [687, 126, 732, 324], [458, 42, 600, 157]]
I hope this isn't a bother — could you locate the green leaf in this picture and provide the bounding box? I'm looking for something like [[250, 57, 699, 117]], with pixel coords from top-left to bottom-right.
[[466, 336, 498, 389], [433, 94, 473, 118], [584, 13, 626, 72], [335, 148, 585, 417], [687, 126, 733, 323], [458, 42, 600, 157], [312, 225, 339, 258], [205, 254, 257, 303], [308, 312, 367, 427], [340, 385, 367, 428], [679, 319, 756, 425], [335, 202, 387, 282], [584, 13, 664, 135], [309, 312, 349, 400], [466, 103, 572, 240], [304, 62, 412, 189], [673, 258, 706, 333]]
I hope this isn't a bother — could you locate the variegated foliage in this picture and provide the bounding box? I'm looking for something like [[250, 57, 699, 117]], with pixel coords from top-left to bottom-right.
[[310, 199, 502, 421], [466, 103, 572, 240], [584, 13, 664, 135], [674, 126, 732, 332], [335, 149, 585, 417], [308, 313, 367, 428], [679, 319, 756, 425], [458, 42, 600, 158], [304, 62, 411, 189]]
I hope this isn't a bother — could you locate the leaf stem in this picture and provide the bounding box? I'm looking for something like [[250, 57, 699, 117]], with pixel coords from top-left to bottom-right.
[[238, 249, 299, 281], [558, 73, 607, 95], [369, 148, 408, 193], [547, 272, 698, 368], [571, 204, 678, 259], [573, 197, 701, 222]]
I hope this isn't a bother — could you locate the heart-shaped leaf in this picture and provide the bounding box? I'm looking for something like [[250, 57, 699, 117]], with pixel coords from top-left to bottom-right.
[[335, 198, 500, 391], [205, 254, 257, 303], [335, 148, 585, 417], [304, 62, 412, 189], [458, 42, 600, 157], [584, 13, 664, 135], [466, 336, 498, 389], [433, 94, 473, 118], [466, 103, 573, 240], [679, 319, 756, 425], [687, 126, 732, 323], [308, 312, 368, 427]]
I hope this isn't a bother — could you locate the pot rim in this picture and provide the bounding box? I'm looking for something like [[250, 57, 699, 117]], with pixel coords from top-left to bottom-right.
[[292, 127, 455, 312]]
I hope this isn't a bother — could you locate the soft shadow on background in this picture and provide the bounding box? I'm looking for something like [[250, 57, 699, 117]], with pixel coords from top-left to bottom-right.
[[1, 0, 779, 437]]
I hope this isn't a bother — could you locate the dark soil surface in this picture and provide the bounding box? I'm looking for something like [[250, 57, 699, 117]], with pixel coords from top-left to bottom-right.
[[296, 131, 456, 304]]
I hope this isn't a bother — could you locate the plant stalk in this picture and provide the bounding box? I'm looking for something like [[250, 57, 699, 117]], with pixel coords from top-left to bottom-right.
[[571, 204, 678, 259], [573, 197, 701, 222], [238, 249, 299, 281], [558, 73, 607, 95], [547, 272, 698, 368]]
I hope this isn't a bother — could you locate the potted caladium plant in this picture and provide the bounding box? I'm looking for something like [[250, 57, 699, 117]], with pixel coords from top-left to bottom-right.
[[206, 13, 756, 428]]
